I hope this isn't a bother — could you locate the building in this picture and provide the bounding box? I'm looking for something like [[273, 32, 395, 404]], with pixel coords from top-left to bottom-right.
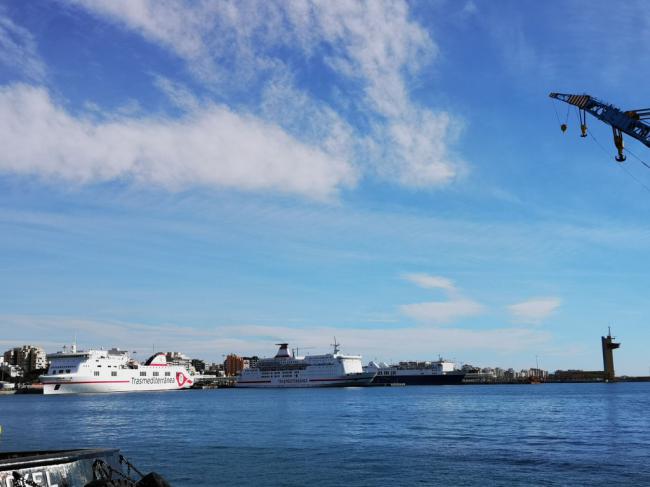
[[2, 345, 48, 373], [528, 368, 548, 380], [243, 356, 259, 369], [223, 354, 260, 376], [205, 362, 225, 377], [191, 359, 206, 374], [224, 354, 243, 376], [3, 349, 15, 365]]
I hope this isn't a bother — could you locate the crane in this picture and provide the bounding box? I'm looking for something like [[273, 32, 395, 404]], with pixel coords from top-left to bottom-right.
[[549, 93, 650, 162]]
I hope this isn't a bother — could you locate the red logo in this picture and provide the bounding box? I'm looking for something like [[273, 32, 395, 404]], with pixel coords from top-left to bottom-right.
[[176, 372, 192, 387]]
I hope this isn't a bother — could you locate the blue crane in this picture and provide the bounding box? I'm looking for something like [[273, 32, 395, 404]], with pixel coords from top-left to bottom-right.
[[549, 93, 650, 162]]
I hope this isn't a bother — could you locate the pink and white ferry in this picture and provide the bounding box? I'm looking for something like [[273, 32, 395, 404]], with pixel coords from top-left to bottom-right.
[[236, 342, 376, 388], [40, 345, 193, 395]]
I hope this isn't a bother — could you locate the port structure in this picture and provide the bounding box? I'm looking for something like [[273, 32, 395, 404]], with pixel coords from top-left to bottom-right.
[[601, 327, 620, 382]]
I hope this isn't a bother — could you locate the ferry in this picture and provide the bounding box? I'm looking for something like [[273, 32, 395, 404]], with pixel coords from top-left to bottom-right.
[[236, 342, 376, 388], [365, 359, 465, 386], [39, 345, 193, 395]]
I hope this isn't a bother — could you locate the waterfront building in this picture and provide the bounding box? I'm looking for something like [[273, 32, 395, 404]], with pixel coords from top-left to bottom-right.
[[224, 354, 244, 376], [191, 359, 206, 374], [528, 368, 548, 380], [205, 363, 225, 376], [461, 364, 481, 373], [243, 356, 259, 369], [3, 349, 14, 365], [2, 345, 48, 373]]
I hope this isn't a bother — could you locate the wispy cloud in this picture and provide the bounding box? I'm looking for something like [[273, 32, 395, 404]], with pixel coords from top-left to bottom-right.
[[0, 12, 46, 81], [400, 274, 485, 324], [507, 297, 561, 325], [64, 0, 465, 189], [400, 299, 485, 325], [402, 273, 457, 293], [0, 84, 356, 200]]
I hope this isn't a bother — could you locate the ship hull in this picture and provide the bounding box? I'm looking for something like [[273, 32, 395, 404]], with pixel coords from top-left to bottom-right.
[[41, 380, 189, 395], [236, 372, 376, 388], [41, 371, 193, 395], [372, 373, 465, 386]]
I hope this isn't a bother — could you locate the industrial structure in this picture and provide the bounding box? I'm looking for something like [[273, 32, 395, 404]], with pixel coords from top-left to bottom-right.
[[549, 92, 650, 162], [601, 328, 620, 382]]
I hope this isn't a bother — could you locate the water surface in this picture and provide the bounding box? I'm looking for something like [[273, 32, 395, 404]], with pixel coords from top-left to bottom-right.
[[1, 383, 649, 486]]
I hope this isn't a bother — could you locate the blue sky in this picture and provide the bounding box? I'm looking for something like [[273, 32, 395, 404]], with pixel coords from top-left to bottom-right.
[[1, 1, 649, 374]]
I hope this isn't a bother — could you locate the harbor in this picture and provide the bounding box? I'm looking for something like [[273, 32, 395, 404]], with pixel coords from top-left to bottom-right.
[[2, 1, 650, 486], [0, 329, 640, 395]]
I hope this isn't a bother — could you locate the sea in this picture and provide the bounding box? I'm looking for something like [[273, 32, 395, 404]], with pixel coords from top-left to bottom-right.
[[2, 382, 650, 486]]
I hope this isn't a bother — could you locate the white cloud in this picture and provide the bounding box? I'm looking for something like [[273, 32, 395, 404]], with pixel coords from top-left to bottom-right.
[[0, 84, 356, 200], [64, 0, 465, 189], [400, 299, 485, 325], [507, 297, 561, 325], [403, 273, 457, 293], [400, 273, 484, 324], [0, 13, 46, 81]]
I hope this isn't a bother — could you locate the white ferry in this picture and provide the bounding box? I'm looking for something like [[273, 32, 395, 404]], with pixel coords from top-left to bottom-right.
[[39, 345, 194, 395], [236, 342, 376, 388]]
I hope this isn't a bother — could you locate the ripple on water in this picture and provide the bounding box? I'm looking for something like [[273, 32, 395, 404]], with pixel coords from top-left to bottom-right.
[[1, 383, 650, 486]]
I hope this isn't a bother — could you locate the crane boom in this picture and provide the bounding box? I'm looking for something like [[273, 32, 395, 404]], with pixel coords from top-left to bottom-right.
[[549, 92, 650, 161]]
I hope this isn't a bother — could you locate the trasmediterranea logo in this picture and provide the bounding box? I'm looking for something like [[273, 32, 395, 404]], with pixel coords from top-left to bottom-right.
[[176, 371, 192, 387]]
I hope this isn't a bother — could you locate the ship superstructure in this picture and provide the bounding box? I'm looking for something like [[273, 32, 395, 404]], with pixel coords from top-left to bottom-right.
[[236, 342, 375, 388], [365, 359, 465, 385], [40, 345, 193, 395]]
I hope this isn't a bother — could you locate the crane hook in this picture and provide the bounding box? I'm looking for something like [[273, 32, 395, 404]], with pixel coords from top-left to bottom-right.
[[613, 128, 626, 162], [579, 109, 588, 137]]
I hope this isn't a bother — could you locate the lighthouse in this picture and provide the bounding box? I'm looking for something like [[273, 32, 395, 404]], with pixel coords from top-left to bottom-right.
[[601, 327, 620, 382]]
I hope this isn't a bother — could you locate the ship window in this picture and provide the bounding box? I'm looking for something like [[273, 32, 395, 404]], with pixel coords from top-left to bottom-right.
[[66, 369, 70, 373], [140, 371, 146, 377], [111, 371, 117, 376], [94, 371, 100, 376], [165, 372, 170, 377], [153, 372, 159, 377]]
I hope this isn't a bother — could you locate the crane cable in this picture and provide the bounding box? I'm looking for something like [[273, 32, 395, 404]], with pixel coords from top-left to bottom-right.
[[624, 146, 650, 171], [586, 129, 650, 195], [550, 98, 570, 132], [549, 101, 650, 194], [571, 105, 650, 172]]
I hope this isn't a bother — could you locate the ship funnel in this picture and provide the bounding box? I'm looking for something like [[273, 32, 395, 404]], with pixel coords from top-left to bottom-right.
[[275, 343, 291, 358]]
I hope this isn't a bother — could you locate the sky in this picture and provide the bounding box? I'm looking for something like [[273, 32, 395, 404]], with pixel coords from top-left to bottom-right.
[[1, 0, 650, 374]]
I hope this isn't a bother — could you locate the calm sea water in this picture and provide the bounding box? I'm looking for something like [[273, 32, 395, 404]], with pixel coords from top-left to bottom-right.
[[1, 383, 650, 486]]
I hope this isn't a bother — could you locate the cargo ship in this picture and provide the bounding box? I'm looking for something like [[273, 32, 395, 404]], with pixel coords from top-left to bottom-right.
[[39, 344, 193, 395], [236, 341, 376, 387], [364, 359, 465, 385]]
